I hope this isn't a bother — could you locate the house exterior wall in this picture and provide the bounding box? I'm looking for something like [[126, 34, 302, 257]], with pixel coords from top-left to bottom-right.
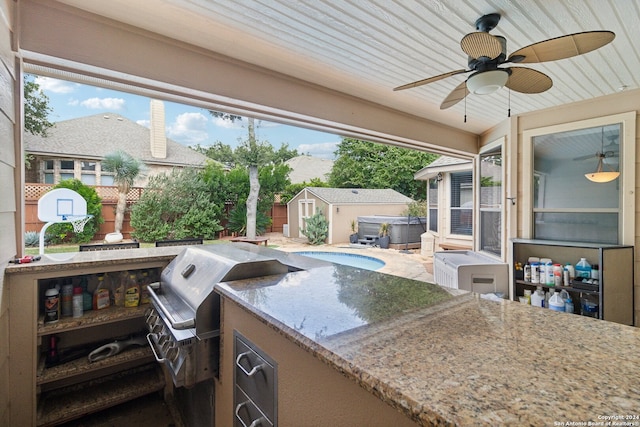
[[480, 89, 640, 325], [0, 0, 17, 424]]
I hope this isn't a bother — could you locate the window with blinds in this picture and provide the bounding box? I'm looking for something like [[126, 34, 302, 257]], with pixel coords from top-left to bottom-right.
[[479, 149, 502, 256], [427, 178, 438, 232]]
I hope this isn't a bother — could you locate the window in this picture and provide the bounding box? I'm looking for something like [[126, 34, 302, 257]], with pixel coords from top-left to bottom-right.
[[60, 159, 74, 181], [427, 178, 438, 232], [532, 123, 621, 244], [81, 161, 97, 184], [479, 148, 502, 256], [450, 171, 472, 236]]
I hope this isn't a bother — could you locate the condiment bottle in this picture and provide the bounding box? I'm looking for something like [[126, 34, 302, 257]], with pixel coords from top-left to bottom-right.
[[124, 272, 140, 308], [93, 273, 111, 310]]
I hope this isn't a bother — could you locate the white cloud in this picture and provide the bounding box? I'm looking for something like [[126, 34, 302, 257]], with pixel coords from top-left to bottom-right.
[[67, 98, 79, 106], [35, 76, 76, 94], [298, 142, 338, 159], [167, 112, 209, 144], [80, 97, 126, 110], [137, 119, 150, 128], [213, 115, 244, 129]]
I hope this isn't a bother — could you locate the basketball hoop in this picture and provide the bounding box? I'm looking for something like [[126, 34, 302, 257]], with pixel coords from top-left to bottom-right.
[[64, 215, 94, 234]]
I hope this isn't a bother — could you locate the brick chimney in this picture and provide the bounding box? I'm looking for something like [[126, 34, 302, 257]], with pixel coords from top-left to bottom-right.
[[149, 99, 167, 159]]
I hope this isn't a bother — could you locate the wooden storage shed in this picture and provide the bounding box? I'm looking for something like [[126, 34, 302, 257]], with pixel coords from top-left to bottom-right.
[[286, 187, 413, 244]]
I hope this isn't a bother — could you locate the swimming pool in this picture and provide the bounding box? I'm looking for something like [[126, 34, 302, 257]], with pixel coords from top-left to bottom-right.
[[294, 251, 385, 271]]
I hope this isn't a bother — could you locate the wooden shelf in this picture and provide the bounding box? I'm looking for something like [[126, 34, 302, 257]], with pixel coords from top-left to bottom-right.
[[37, 345, 154, 386], [514, 280, 599, 295], [36, 364, 165, 427], [38, 304, 150, 336]]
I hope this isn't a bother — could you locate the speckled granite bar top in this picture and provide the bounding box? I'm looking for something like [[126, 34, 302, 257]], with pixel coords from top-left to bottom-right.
[[4, 246, 183, 274], [216, 265, 640, 426]]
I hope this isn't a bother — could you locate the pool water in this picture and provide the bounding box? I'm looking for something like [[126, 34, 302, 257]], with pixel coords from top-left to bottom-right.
[[294, 251, 385, 271]]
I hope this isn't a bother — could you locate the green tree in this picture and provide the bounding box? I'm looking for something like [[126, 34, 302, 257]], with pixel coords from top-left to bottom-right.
[[24, 75, 54, 137], [280, 178, 328, 204], [130, 168, 223, 241], [192, 141, 236, 165], [329, 138, 438, 199], [101, 151, 144, 235]]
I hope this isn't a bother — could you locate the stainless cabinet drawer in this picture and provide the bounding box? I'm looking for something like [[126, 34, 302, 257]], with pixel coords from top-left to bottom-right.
[[234, 332, 277, 425], [234, 385, 274, 427]]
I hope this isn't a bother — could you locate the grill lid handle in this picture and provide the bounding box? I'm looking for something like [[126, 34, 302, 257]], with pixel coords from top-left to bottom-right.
[[147, 283, 196, 330]]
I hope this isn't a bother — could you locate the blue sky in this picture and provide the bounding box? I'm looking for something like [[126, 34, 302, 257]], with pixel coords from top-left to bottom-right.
[[30, 75, 342, 159]]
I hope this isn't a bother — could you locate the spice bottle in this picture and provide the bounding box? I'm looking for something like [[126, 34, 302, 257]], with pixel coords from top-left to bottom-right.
[[93, 273, 111, 310], [61, 279, 74, 317]]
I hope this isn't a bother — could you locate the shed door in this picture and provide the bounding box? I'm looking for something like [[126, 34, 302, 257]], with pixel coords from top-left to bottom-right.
[[298, 199, 315, 236]]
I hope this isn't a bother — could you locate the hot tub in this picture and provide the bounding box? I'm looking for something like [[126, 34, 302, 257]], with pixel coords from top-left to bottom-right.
[[357, 216, 426, 245]]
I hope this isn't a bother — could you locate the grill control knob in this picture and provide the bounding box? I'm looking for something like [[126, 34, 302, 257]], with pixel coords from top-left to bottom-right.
[[151, 323, 163, 334], [158, 335, 169, 346]]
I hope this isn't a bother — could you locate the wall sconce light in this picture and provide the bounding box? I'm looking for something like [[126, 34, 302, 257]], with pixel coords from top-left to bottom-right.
[[436, 172, 443, 182], [336, 207, 340, 213]]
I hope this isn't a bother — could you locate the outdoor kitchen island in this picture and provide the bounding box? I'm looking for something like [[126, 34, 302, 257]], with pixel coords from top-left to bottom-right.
[[214, 246, 640, 427]]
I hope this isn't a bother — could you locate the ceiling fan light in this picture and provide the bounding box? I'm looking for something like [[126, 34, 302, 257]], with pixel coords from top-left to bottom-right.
[[585, 171, 620, 183], [466, 70, 509, 95]]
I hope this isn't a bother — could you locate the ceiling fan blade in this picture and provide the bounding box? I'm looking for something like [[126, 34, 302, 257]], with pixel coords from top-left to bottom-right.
[[573, 153, 597, 161], [507, 31, 615, 63], [460, 32, 502, 59], [506, 67, 553, 94], [440, 81, 469, 110], [393, 69, 469, 91]]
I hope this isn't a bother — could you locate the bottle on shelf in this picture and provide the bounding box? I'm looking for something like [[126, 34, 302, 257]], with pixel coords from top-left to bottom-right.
[[124, 271, 140, 308], [564, 295, 574, 314], [552, 264, 563, 287], [580, 294, 599, 318], [523, 263, 531, 282], [549, 290, 565, 312], [80, 275, 92, 312], [72, 285, 83, 318], [565, 263, 575, 281], [44, 284, 60, 323], [591, 264, 600, 281], [531, 286, 545, 307], [61, 279, 74, 317], [111, 271, 126, 307], [575, 258, 592, 279], [93, 273, 111, 310], [523, 289, 532, 305], [138, 270, 151, 305], [531, 262, 540, 284]]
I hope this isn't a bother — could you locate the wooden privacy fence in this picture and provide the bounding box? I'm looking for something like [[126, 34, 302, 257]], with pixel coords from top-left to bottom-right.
[[25, 183, 286, 241], [25, 184, 143, 240]]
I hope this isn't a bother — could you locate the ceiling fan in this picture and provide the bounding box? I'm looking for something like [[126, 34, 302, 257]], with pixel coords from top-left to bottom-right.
[[393, 13, 615, 110], [573, 132, 619, 162]]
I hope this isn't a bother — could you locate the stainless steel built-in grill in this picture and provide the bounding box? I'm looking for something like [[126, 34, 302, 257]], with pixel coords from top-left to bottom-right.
[[145, 244, 289, 388]]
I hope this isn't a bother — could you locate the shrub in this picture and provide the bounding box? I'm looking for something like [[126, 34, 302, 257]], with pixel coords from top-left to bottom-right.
[[226, 204, 271, 236], [130, 168, 223, 242], [25, 231, 40, 247], [301, 208, 329, 245], [45, 179, 103, 244]]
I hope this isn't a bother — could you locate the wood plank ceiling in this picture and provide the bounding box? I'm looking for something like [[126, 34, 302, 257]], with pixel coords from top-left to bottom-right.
[[55, 0, 640, 135]]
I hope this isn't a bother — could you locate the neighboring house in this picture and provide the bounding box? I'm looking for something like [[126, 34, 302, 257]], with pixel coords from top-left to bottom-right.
[[287, 187, 413, 244], [414, 156, 474, 255], [285, 155, 333, 184], [24, 101, 210, 187]]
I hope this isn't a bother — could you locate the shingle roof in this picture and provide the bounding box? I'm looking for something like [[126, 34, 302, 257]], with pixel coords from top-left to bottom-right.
[[24, 113, 209, 167], [285, 155, 333, 184], [304, 187, 413, 204]]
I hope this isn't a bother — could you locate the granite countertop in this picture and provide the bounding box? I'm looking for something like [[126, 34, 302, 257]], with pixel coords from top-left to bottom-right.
[[4, 246, 183, 274], [216, 263, 640, 426]]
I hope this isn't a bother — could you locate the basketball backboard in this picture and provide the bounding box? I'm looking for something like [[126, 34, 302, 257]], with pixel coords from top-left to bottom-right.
[[38, 188, 88, 222]]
